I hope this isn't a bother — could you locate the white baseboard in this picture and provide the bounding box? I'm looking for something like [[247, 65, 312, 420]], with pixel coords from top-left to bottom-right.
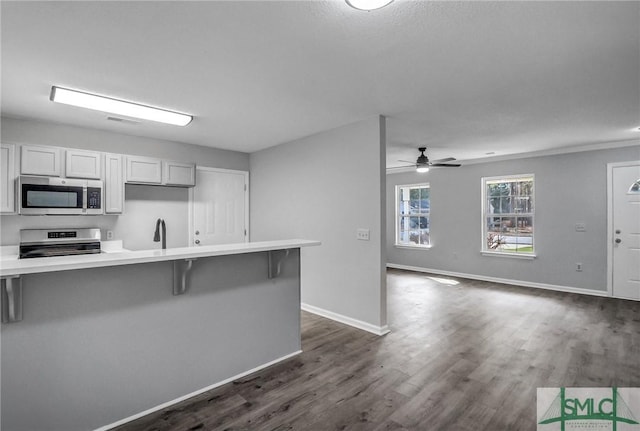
[[301, 303, 390, 336], [386, 263, 610, 298], [95, 350, 302, 431]]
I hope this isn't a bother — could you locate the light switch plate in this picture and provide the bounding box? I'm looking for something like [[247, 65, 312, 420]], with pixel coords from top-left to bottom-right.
[[357, 228, 370, 241], [575, 223, 586, 232]]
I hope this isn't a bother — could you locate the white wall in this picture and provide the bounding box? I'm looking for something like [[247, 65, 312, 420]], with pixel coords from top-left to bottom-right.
[[386, 144, 640, 292], [250, 116, 387, 332], [0, 116, 249, 248]]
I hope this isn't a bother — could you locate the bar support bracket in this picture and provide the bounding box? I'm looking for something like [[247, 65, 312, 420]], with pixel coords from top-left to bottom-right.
[[173, 259, 197, 295], [1, 275, 23, 323], [268, 249, 290, 279]]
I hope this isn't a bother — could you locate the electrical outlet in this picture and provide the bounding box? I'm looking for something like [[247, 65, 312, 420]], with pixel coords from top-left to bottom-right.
[[357, 228, 370, 241], [106, 230, 114, 240], [576, 262, 583, 272], [575, 223, 586, 232]]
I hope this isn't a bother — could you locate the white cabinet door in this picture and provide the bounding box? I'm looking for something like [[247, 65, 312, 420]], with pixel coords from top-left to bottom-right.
[[0, 143, 16, 213], [191, 168, 248, 246], [65, 149, 102, 179], [163, 161, 195, 187], [105, 153, 124, 214], [125, 156, 162, 184], [20, 145, 61, 176]]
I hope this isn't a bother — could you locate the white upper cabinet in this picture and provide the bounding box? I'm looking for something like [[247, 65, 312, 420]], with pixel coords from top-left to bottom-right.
[[125, 156, 162, 184], [65, 149, 102, 179], [20, 145, 61, 176], [125, 156, 195, 187], [18, 144, 194, 192], [104, 153, 124, 214], [163, 161, 196, 187], [1, 143, 16, 213]]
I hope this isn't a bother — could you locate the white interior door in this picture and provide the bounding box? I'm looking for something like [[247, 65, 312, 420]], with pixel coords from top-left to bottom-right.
[[611, 162, 640, 300], [191, 167, 248, 246]]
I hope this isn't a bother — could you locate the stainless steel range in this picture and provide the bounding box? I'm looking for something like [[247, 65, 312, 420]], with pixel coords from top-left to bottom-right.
[[19, 228, 101, 259]]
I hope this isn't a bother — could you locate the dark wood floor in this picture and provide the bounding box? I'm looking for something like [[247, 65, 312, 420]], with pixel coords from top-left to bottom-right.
[[115, 269, 640, 431]]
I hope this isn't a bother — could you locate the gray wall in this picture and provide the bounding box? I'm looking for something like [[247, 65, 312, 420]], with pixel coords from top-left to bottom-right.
[[0, 116, 249, 248], [250, 116, 387, 330], [2, 250, 301, 431], [386, 144, 640, 291]]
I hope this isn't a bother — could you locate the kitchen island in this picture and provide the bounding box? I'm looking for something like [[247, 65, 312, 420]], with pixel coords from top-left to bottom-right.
[[0, 239, 319, 431]]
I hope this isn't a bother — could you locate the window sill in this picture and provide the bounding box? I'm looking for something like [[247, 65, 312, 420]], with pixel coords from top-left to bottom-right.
[[481, 251, 536, 260], [395, 244, 432, 250]]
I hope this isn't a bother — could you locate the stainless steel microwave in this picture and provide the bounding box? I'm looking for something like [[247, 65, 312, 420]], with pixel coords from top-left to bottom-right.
[[19, 175, 103, 215]]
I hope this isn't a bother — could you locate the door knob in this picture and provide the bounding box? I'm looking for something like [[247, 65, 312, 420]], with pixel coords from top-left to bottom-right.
[[615, 238, 622, 244], [195, 239, 200, 245]]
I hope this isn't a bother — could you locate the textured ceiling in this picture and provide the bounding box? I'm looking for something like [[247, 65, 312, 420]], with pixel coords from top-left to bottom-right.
[[1, 1, 638, 167]]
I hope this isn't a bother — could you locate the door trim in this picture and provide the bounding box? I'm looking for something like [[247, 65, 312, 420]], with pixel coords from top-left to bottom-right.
[[188, 166, 250, 247], [606, 160, 640, 298]]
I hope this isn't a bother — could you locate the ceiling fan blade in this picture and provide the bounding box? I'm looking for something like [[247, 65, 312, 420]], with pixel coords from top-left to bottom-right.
[[397, 160, 416, 164], [386, 165, 416, 170], [429, 163, 461, 167], [430, 157, 456, 163]]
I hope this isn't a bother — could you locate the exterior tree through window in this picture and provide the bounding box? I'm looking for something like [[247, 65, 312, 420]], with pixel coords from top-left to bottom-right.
[[482, 174, 535, 255], [396, 183, 430, 247]]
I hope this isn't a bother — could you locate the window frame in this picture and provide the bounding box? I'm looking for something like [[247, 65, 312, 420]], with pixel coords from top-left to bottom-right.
[[481, 174, 536, 258], [395, 182, 431, 249]]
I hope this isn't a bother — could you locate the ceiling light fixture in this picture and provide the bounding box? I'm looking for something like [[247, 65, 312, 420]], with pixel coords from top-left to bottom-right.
[[50, 86, 193, 126], [346, 0, 393, 11], [416, 147, 429, 173]]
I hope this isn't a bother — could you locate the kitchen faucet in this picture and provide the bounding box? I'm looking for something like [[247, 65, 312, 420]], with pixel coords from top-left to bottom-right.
[[153, 218, 166, 249]]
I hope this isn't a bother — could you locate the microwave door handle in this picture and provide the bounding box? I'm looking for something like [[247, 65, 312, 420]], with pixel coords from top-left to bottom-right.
[[82, 186, 87, 209]]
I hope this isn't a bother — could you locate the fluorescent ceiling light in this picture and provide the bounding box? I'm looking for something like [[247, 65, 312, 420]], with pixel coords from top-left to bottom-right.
[[346, 0, 393, 11], [50, 86, 192, 126]]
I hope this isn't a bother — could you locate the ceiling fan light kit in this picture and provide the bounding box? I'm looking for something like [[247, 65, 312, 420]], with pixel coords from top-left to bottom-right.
[[415, 147, 429, 172], [50, 86, 193, 126]]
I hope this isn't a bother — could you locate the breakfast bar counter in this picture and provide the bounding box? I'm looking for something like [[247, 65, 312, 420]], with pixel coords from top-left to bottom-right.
[[1, 239, 319, 431], [0, 239, 320, 277]]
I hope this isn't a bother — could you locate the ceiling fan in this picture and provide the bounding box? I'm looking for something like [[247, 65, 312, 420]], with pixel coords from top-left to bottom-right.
[[389, 147, 461, 173]]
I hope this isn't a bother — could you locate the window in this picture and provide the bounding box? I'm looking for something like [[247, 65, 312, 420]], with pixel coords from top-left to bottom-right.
[[396, 183, 430, 247], [482, 174, 534, 255]]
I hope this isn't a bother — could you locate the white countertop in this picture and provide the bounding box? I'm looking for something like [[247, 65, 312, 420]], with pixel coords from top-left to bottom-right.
[[0, 239, 320, 277]]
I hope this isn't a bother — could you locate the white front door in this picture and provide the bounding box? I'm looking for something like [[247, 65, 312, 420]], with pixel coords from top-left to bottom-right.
[[191, 167, 248, 246], [611, 162, 640, 300]]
